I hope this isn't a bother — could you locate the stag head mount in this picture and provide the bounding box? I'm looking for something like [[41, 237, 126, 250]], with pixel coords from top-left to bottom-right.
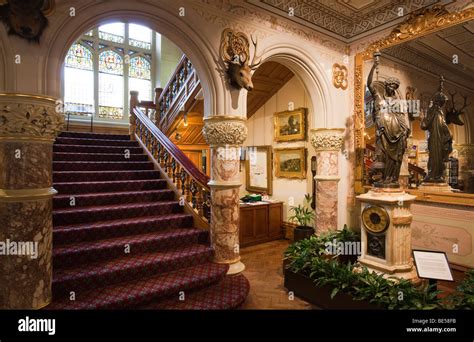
[[220, 28, 261, 91], [446, 91, 469, 126], [0, 0, 54, 42]]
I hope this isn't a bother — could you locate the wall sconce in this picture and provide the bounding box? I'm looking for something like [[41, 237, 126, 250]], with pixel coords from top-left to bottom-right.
[[183, 112, 188, 127], [175, 131, 182, 141]]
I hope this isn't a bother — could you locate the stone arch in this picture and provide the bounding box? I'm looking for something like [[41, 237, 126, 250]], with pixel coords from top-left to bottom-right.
[[255, 43, 334, 129], [41, 1, 223, 116]]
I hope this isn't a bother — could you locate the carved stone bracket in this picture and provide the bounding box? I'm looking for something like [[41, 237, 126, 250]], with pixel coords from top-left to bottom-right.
[[0, 93, 64, 141], [202, 115, 247, 146], [311, 128, 345, 152]]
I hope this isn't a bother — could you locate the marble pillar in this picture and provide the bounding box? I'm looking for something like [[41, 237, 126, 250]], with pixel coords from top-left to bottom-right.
[[310, 128, 344, 234], [202, 115, 247, 275], [0, 93, 64, 309]]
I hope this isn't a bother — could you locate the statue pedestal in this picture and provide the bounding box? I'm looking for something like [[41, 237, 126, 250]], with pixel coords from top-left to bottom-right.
[[357, 188, 420, 283], [418, 182, 453, 192]]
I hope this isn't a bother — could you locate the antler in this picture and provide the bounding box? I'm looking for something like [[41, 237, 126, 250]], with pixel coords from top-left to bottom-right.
[[448, 90, 457, 110], [459, 94, 469, 112], [448, 90, 470, 112], [249, 34, 262, 70]]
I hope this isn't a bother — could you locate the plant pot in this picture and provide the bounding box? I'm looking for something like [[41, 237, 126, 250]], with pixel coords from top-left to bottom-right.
[[284, 269, 381, 310], [293, 226, 315, 242]]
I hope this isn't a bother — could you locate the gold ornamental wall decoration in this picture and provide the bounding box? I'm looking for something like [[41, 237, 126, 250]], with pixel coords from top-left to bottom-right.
[[352, 5, 474, 195], [332, 63, 348, 90]]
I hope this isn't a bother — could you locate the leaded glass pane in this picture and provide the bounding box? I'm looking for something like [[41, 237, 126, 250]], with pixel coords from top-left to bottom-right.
[[98, 106, 124, 120], [99, 72, 124, 119], [129, 24, 152, 50], [129, 56, 151, 80], [64, 67, 94, 116], [99, 23, 124, 43], [65, 43, 93, 70], [99, 50, 123, 75], [129, 78, 152, 101]]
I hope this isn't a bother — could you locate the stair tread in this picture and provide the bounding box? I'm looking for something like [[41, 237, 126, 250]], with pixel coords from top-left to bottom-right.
[[54, 189, 172, 200], [48, 262, 228, 310], [54, 144, 143, 151], [54, 179, 165, 186], [53, 200, 177, 214], [54, 213, 192, 231], [141, 274, 249, 310], [56, 137, 137, 144], [54, 161, 152, 164], [54, 228, 202, 255], [53, 170, 157, 174], [60, 132, 130, 140], [54, 244, 213, 279]]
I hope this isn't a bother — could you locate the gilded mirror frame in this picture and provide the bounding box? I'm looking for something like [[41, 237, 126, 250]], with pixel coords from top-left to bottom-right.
[[353, 5, 474, 194]]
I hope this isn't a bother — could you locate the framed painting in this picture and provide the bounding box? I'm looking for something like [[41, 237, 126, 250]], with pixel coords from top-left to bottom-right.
[[246, 145, 272, 195], [274, 107, 307, 142], [274, 147, 306, 179]]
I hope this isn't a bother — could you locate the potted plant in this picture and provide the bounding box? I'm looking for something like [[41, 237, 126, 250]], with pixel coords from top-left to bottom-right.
[[288, 193, 315, 242]]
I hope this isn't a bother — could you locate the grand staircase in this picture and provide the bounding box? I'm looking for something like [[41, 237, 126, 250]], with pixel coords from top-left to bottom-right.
[[47, 131, 249, 309]]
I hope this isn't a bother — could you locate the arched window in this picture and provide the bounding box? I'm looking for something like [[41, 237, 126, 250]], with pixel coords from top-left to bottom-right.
[[63, 22, 154, 121]]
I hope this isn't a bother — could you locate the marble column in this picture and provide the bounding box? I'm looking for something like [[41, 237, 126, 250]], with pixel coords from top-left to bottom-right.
[[310, 128, 344, 234], [0, 93, 64, 309], [202, 115, 247, 275]]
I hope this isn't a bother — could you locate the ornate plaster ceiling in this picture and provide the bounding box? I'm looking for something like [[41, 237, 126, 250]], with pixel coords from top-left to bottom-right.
[[383, 20, 474, 91], [247, 0, 443, 42]]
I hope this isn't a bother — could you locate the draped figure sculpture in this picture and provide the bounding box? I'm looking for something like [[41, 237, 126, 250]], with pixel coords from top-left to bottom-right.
[[367, 51, 410, 186], [420, 76, 453, 182]]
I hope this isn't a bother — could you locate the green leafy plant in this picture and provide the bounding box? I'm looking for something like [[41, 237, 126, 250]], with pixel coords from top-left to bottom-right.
[[443, 270, 474, 309], [288, 193, 315, 227], [283, 226, 455, 310]]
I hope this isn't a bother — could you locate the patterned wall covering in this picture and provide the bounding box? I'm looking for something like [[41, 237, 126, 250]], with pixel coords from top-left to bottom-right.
[[247, 0, 441, 42]]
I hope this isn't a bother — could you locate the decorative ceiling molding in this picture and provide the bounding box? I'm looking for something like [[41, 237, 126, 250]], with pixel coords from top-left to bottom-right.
[[191, 0, 347, 53], [246, 0, 443, 42]]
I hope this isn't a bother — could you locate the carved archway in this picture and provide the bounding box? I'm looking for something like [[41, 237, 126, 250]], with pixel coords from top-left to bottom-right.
[[42, 2, 222, 117]]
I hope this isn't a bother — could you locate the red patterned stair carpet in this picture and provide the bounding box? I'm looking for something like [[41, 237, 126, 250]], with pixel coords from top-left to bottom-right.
[[47, 131, 249, 309]]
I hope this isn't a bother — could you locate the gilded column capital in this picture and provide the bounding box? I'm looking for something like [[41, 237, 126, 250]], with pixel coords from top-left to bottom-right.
[[202, 115, 247, 146], [0, 93, 64, 142], [310, 128, 345, 152]]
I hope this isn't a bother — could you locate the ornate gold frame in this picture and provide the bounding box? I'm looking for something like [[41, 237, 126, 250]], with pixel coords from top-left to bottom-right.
[[353, 5, 474, 194], [274, 107, 307, 142], [245, 145, 273, 195], [274, 147, 307, 179]]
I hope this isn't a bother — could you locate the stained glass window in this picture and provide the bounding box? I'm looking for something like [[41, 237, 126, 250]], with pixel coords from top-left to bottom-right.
[[64, 44, 94, 116], [64, 22, 158, 121], [129, 56, 151, 80], [99, 50, 123, 75], [65, 43, 93, 70]]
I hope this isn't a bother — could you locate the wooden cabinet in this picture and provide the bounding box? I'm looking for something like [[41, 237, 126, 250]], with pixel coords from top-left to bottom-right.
[[239, 202, 283, 247]]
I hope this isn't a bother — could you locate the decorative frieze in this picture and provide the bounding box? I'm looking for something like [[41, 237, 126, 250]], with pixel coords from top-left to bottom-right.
[[310, 128, 345, 152], [0, 94, 64, 141]]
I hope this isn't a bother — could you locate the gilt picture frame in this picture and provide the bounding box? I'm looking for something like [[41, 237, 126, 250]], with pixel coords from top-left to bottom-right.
[[274, 147, 306, 179], [245, 145, 273, 195], [274, 107, 307, 142]]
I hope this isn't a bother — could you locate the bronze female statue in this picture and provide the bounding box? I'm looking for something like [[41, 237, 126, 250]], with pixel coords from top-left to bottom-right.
[[367, 51, 410, 186], [420, 76, 453, 183]]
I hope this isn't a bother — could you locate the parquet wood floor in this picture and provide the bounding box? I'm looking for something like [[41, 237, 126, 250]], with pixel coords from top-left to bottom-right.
[[239, 240, 312, 310]]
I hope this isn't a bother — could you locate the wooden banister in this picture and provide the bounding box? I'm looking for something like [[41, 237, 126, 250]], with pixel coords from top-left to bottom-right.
[[130, 95, 211, 224], [155, 55, 200, 132]]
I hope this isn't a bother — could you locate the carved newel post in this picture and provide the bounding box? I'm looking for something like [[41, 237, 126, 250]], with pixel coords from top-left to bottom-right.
[[202, 116, 247, 275], [310, 128, 344, 233], [129, 90, 139, 140], [0, 93, 64, 309]]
